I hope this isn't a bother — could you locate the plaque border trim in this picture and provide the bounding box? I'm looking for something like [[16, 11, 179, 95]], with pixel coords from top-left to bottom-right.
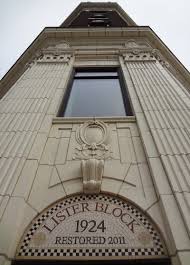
[[15, 192, 168, 261]]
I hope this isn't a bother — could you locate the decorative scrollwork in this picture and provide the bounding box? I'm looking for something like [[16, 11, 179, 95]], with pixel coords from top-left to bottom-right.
[[74, 120, 112, 160], [36, 53, 72, 63], [74, 120, 112, 194], [124, 40, 150, 49], [123, 50, 156, 62], [123, 48, 170, 67]]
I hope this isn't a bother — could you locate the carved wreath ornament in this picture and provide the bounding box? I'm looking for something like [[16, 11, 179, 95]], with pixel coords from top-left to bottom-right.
[[74, 120, 111, 160], [73, 121, 112, 194]]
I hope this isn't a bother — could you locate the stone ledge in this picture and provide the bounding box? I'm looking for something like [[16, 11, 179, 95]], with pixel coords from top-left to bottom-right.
[[52, 116, 136, 124]]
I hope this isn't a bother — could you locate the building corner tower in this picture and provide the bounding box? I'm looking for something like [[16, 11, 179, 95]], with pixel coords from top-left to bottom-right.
[[0, 2, 190, 265]]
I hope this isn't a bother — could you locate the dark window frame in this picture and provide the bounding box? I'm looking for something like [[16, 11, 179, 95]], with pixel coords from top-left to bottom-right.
[[57, 67, 133, 117]]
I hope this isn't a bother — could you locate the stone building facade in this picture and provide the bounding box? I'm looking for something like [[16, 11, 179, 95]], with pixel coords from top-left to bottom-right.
[[0, 3, 190, 265]]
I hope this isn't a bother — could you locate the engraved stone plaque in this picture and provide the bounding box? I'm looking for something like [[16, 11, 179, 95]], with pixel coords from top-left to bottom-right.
[[17, 194, 167, 260]]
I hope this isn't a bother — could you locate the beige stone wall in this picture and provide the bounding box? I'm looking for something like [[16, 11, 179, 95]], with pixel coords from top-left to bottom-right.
[[120, 56, 190, 265], [0, 58, 73, 264], [0, 43, 190, 264]]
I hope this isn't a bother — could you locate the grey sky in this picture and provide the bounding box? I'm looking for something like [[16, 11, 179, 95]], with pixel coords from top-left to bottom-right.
[[0, 0, 190, 79]]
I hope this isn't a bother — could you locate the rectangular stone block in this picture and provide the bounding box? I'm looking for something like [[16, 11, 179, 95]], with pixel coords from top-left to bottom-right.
[[141, 131, 159, 158], [125, 164, 142, 188], [132, 137, 146, 163], [104, 160, 130, 181], [13, 160, 38, 200], [119, 182, 147, 210], [49, 125, 62, 138], [175, 193, 190, 236], [28, 165, 65, 212], [56, 161, 82, 182], [66, 132, 78, 161], [40, 138, 59, 165], [108, 123, 116, 131], [118, 135, 135, 163], [128, 123, 139, 137], [161, 155, 189, 193], [39, 115, 53, 133], [0, 196, 9, 220], [117, 128, 131, 137], [28, 133, 47, 160], [0, 197, 37, 258], [175, 251, 190, 265], [110, 130, 120, 160], [147, 202, 168, 244], [0, 132, 15, 157], [3, 131, 36, 158], [148, 157, 172, 195], [101, 178, 121, 194], [160, 194, 190, 252], [61, 129, 71, 138], [63, 178, 83, 195], [131, 98, 143, 113], [0, 157, 26, 195], [47, 89, 63, 115], [138, 163, 153, 188], [55, 138, 70, 165]]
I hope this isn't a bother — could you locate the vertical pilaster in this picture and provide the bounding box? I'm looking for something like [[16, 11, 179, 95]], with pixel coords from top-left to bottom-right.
[[120, 52, 190, 263], [0, 53, 74, 261]]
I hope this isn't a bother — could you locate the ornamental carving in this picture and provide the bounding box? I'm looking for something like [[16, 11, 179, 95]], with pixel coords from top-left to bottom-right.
[[81, 159, 104, 194], [35, 40, 72, 62], [124, 40, 150, 49], [151, 49, 170, 68], [74, 120, 111, 160], [36, 53, 72, 63], [123, 50, 156, 62], [123, 49, 170, 67], [45, 40, 70, 50], [73, 120, 112, 194]]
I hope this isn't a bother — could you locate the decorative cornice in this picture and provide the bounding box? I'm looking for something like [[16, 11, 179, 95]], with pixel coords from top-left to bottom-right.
[[151, 49, 170, 68], [122, 48, 170, 68], [1, 27, 190, 99], [124, 39, 150, 49], [36, 53, 72, 64], [123, 49, 156, 62]]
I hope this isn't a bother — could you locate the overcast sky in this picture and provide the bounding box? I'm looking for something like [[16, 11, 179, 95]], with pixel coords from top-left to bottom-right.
[[0, 0, 190, 79]]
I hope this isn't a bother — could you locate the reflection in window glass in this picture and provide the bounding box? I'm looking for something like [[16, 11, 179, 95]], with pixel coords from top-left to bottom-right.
[[63, 69, 131, 117]]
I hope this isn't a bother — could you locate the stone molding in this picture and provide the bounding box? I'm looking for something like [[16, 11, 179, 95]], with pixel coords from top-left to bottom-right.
[[123, 48, 170, 67], [24, 53, 73, 69], [52, 116, 136, 124], [45, 40, 70, 50], [124, 39, 150, 49], [36, 53, 72, 64], [1, 27, 190, 100]]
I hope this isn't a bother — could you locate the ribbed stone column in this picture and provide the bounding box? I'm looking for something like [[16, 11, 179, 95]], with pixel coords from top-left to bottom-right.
[[120, 52, 190, 262], [0, 52, 74, 260]]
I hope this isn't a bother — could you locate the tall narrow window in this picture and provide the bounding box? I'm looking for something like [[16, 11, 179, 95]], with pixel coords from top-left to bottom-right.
[[59, 68, 132, 117]]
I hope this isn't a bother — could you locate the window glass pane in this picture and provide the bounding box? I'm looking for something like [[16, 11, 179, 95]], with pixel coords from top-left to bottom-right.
[[64, 78, 126, 117]]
